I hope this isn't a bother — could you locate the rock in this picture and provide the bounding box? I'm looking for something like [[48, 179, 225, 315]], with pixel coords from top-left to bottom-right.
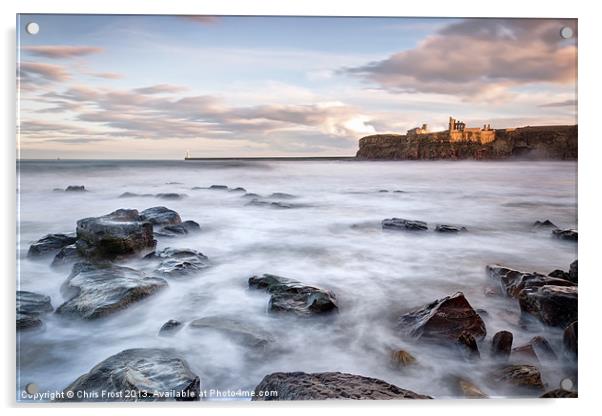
[[488, 365, 544, 392], [209, 185, 228, 190], [242, 193, 260, 199], [532, 220, 558, 230], [529, 336, 558, 360], [511, 344, 539, 363], [159, 319, 183, 336], [56, 263, 167, 319], [65, 185, 86, 192], [156, 193, 186, 200], [390, 349, 417, 369], [248, 274, 338, 316], [51, 244, 82, 267], [251, 372, 431, 400], [152, 248, 209, 278], [552, 229, 577, 241], [434, 224, 467, 233], [382, 218, 428, 231], [229, 187, 246, 193], [444, 375, 488, 398], [119, 192, 153, 198], [491, 330, 513, 360], [563, 321, 577, 356], [139, 206, 182, 226], [456, 330, 480, 360], [540, 389, 577, 398], [398, 292, 486, 342], [269, 192, 296, 199], [518, 285, 577, 328], [548, 269, 570, 280], [245, 199, 293, 209], [76, 209, 156, 260], [156, 221, 201, 238], [17, 291, 53, 330], [569, 260, 578, 283], [189, 316, 275, 348], [27, 233, 77, 257], [59, 348, 200, 401], [486, 264, 575, 298]]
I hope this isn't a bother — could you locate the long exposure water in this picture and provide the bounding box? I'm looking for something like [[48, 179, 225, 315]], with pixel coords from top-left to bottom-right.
[[16, 159, 577, 400]]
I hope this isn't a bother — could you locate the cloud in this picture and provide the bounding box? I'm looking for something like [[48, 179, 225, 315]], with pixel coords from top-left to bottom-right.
[[539, 99, 577, 108], [133, 84, 189, 94], [23, 45, 104, 59], [18, 62, 70, 85], [90, 72, 123, 80], [343, 19, 577, 98]]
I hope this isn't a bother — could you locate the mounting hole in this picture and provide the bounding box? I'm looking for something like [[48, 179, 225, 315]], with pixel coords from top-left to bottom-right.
[[25, 383, 38, 395], [26, 22, 40, 35], [560, 377, 574, 390], [560, 26, 573, 39]]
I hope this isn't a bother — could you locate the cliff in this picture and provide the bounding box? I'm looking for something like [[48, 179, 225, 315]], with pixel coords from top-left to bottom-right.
[[356, 125, 577, 160]]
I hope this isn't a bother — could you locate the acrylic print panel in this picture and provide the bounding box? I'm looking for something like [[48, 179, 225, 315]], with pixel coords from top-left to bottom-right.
[[16, 14, 577, 402]]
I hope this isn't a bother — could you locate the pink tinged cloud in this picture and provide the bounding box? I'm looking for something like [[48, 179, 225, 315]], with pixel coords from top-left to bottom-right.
[[18, 61, 70, 83], [344, 19, 577, 98], [23, 45, 104, 59]]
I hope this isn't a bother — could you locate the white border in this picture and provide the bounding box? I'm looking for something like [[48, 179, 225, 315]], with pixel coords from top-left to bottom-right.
[[2, 1, 601, 415]]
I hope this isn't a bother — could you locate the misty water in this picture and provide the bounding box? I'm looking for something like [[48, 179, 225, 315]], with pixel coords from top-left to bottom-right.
[[17, 160, 577, 400]]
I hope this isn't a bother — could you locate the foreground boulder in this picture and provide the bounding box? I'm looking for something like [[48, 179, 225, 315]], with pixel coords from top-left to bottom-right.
[[76, 209, 156, 260], [512, 336, 557, 362], [139, 206, 182, 226], [189, 316, 275, 349], [552, 229, 577, 241], [487, 264, 574, 298], [518, 285, 577, 328], [443, 375, 488, 398], [563, 321, 577, 356], [56, 263, 167, 319], [251, 372, 431, 400], [487, 365, 544, 393], [17, 291, 53, 330], [51, 244, 82, 267], [59, 348, 200, 401], [27, 233, 77, 257], [155, 221, 201, 238], [569, 260, 578, 283], [249, 274, 338, 316], [540, 389, 577, 398], [382, 218, 428, 231], [491, 330, 513, 360], [398, 292, 486, 342], [151, 248, 209, 278]]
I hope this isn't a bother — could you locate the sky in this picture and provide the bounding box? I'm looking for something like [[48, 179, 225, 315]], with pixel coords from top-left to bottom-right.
[[17, 15, 577, 159]]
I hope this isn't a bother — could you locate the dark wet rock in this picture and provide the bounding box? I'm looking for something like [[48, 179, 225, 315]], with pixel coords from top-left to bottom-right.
[[518, 285, 577, 328], [156, 221, 201, 238], [548, 269, 570, 280], [229, 187, 246, 193], [487, 264, 575, 298], [65, 185, 86, 192], [435, 224, 467, 233], [488, 365, 544, 392], [569, 260, 578, 283], [552, 228, 577, 241], [529, 336, 558, 360], [249, 274, 338, 316], [51, 244, 82, 267], [119, 192, 153, 198], [540, 389, 577, 398], [189, 316, 275, 348], [398, 292, 486, 342], [156, 193, 187, 200], [56, 263, 167, 319], [512, 343, 539, 363], [159, 319, 183, 336], [390, 349, 417, 369], [27, 233, 77, 257], [456, 330, 480, 360], [140, 206, 182, 226], [152, 248, 209, 278], [251, 372, 431, 400], [59, 348, 200, 402], [444, 375, 488, 398], [269, 192, 296, 199], [242, 192, 260, 199], [491, 330, 513, 360], [17, 291, 53, 330], [245, 198, 293, 209], [209, 185, 228, 190], [382, 218, 428, 232], [76, 209, 156, 260], [532, 220, 558, 230], [378, 189, 389, 193], [563, 321, 577, 356]]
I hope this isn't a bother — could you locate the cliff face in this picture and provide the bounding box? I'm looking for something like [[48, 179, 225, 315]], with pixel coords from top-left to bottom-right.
[[356, 125, 577, 160]]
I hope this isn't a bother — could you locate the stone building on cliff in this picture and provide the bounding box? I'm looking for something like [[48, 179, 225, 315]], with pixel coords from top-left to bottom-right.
[[406, 116, 495, 144]]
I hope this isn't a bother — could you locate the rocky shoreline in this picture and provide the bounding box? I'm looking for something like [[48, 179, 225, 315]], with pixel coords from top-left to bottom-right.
[[18, 182, 578, 401]]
